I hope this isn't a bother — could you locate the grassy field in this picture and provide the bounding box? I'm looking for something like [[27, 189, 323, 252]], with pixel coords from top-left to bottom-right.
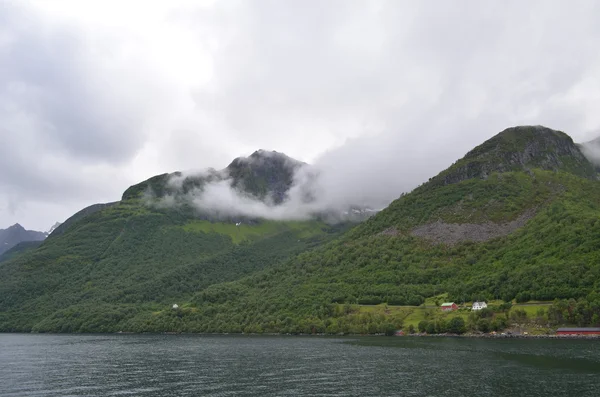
[[350, 303, 470, 329], [513, 302, 551, 317], [181, 220, 326, 244], [403, 307, 469, 328], [351, 300, 553, 330]]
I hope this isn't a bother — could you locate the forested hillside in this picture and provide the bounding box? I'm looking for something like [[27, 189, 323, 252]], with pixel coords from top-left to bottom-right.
[[0, 151, 349, 332], [117, 126, 600, 334], [0, 201, 349, 332], [0, 240, 43, 263], [2, 126, 600, 334]]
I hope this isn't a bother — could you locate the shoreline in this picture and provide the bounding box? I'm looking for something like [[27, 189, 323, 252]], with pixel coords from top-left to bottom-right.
[[3, 330, 599, 340]]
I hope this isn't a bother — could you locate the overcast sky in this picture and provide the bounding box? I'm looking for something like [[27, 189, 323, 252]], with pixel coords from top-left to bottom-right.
[[1, 0, 600, 230]]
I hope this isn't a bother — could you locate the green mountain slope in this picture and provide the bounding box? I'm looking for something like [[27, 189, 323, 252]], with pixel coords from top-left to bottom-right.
[[0, 240, 43, 263], [3, 126, 600, 334], [0, 152, 348, 332], [122, 126, 600, 334]]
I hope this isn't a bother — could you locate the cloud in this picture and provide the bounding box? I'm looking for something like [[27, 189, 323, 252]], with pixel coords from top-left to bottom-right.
[[580, 137, 600, 167], [185, 0, 600, 213], [150, 167, 357, 223], [191, 180, 309, 220], [1, 0, 600, 230]]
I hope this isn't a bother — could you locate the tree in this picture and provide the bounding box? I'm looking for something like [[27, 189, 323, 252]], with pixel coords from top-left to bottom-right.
[[426, 322, 436, 334], [477, 318, 491, 333], [447, 317, 466, 334], [384, 323, 396, 336], [478, 308, 493, 319]]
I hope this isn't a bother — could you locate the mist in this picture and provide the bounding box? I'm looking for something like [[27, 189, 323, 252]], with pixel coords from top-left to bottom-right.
[[151, 135, 459, 223], [580, 139, 600, 167]]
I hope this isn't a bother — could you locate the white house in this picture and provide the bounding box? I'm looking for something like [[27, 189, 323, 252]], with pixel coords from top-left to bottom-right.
[[172, 304, 179, 310], [472, 301, 487, 311]]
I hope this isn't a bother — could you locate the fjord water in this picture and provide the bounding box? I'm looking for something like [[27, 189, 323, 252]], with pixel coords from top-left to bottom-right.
[[1, 334, 599, 396]]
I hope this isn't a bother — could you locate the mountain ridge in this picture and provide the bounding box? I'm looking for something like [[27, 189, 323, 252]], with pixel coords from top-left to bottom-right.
[[0, 149, 351, 332]]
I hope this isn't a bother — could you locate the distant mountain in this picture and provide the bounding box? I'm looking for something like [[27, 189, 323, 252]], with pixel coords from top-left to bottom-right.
[[0, 224, 46, 255]]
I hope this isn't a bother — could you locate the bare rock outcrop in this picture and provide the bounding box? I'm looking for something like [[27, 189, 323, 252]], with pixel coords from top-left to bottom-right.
[[379, 227, 399, 236], [410, 208, 536, 246]]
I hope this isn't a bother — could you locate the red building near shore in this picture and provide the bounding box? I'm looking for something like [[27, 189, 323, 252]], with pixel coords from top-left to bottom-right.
[[556, 327, 600, 335]]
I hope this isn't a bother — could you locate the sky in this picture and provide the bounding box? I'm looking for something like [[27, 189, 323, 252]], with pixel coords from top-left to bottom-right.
[[1, 0, 600, 231]]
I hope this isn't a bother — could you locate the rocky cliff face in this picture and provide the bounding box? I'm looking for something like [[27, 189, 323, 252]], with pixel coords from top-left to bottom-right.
[[428, 126, 597, 188]]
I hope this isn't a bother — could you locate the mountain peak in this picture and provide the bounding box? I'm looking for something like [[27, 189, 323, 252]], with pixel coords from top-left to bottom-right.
[[228, 149, 304, 169], [428, 125, 596, 187], [226, 150, 305, 204], [250, 149, 284, 158], [122, 149, 304, 205], [8, 223, 25, 231]]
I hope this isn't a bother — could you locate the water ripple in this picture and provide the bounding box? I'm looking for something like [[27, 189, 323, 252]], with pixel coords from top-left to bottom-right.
[[1, 334, 600, 396]]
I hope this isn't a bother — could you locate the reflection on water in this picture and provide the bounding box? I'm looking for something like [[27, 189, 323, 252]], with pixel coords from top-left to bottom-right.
[[1, 334, 599, 396]]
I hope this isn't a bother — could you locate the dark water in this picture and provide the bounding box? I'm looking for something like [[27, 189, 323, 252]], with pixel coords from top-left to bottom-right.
[[1, 334, 599, 396]]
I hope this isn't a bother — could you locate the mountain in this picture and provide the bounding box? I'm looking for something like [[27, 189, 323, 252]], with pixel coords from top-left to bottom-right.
[[2, 126, 600, 334], [0, 224, 46, 255], [0, 150, 351, 332], [121, 125, 600, 334], [429, 125, 597, 187], [121, 149, 303, 205]]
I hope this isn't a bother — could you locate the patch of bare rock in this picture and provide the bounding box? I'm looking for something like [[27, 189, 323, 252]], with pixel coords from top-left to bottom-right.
[[379, 227, 399, 236], [410, 208, 536, 246]]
